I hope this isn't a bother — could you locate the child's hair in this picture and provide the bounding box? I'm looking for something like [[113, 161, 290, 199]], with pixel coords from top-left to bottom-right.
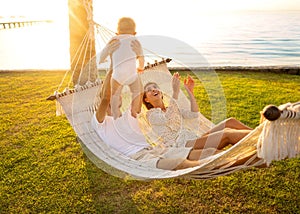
[[117, 17, 136, 34]]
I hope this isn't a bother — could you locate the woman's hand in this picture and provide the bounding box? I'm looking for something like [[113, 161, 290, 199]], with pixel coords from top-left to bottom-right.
[[172, 72, 180, 99], [184, 75, 195, 95], [184, 75, 199, 112]]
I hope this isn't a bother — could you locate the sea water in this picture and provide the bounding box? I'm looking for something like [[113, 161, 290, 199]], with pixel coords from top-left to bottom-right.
[[174, 11, 300, 67], [0, 11, 299, 70]]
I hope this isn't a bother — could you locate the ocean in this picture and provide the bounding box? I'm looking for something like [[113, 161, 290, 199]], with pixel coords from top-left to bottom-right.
[[0, 11, 300, 70]]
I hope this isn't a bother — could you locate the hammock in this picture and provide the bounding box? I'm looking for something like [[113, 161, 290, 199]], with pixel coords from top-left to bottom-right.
[[47, 4, 300, 180], [48, 60, 300, 180]]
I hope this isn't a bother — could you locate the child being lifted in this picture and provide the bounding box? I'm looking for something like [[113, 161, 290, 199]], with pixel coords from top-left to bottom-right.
[[109, 17, 144, 119]]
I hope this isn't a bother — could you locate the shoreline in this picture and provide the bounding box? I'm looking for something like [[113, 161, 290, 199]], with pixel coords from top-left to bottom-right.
[[169, 65, 300, 75], [0, 65, 299, 75]]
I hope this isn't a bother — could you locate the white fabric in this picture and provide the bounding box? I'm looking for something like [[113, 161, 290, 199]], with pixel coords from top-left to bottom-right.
[[130, 146, 192, 170], [257, 102, 300, 165], [91, 110, 148, 156], [146, 98, 200, 148], [91, 110, 193, 170], [111, 34, 138, 85]]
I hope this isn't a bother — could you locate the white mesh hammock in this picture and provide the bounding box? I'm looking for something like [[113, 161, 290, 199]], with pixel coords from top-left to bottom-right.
[[48, 18, 300, 180]]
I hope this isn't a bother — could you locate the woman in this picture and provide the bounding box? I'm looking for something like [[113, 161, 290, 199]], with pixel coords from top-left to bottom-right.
[[142, 72, 253, 152]]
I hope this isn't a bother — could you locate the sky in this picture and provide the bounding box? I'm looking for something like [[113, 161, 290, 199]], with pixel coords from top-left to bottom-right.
[[92, 0, 300, 42], [1, 0, 299, 41], [0, 0, 299, 20], [2, 0, 299, 34]]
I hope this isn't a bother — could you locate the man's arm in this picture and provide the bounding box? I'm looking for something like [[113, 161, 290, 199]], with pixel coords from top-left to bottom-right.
[[131, 40, 144, 72], [137, 56, 145, 72], [95, 69, 112, 123], [95, 39, 120, 123]]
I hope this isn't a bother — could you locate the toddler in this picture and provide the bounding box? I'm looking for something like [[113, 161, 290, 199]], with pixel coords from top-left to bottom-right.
[[110, 17, 144, 119]]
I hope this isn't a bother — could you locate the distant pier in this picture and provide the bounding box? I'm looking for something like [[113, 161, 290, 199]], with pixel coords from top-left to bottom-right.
[[0, 20, 53, 30]]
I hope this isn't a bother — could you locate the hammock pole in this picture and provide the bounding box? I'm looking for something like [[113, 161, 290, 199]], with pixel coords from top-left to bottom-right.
[[68, 0, 96, 85]]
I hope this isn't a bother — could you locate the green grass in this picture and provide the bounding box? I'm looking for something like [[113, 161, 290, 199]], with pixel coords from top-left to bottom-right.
[[0, 70, 299, 213]]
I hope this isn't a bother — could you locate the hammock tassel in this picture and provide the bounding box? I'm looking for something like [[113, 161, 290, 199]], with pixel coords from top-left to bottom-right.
[[257, 112, 300, 166]]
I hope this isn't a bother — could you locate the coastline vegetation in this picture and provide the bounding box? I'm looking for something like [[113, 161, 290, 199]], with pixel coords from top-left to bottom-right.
[[0, 70, 299, 213]]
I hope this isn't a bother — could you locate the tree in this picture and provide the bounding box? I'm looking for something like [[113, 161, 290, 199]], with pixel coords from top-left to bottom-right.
[[68, 0, 97, 85]]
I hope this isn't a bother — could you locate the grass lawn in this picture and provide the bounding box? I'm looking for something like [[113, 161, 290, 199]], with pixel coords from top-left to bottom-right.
[[0, 70, 299, 213]]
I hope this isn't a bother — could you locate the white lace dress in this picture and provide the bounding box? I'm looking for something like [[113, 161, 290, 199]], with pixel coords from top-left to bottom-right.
[[126, 98, 202, 169], [146, 98, 200, 148]]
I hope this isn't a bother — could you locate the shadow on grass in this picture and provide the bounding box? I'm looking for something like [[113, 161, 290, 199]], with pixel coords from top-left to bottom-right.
[[82, 154, 144, 213]]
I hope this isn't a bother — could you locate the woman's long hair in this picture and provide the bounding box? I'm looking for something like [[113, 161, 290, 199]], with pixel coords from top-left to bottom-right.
[[142, 82, 162, 110]]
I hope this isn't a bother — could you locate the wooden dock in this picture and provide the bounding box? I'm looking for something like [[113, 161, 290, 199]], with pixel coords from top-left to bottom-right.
[[0, 20, 53, 30]]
